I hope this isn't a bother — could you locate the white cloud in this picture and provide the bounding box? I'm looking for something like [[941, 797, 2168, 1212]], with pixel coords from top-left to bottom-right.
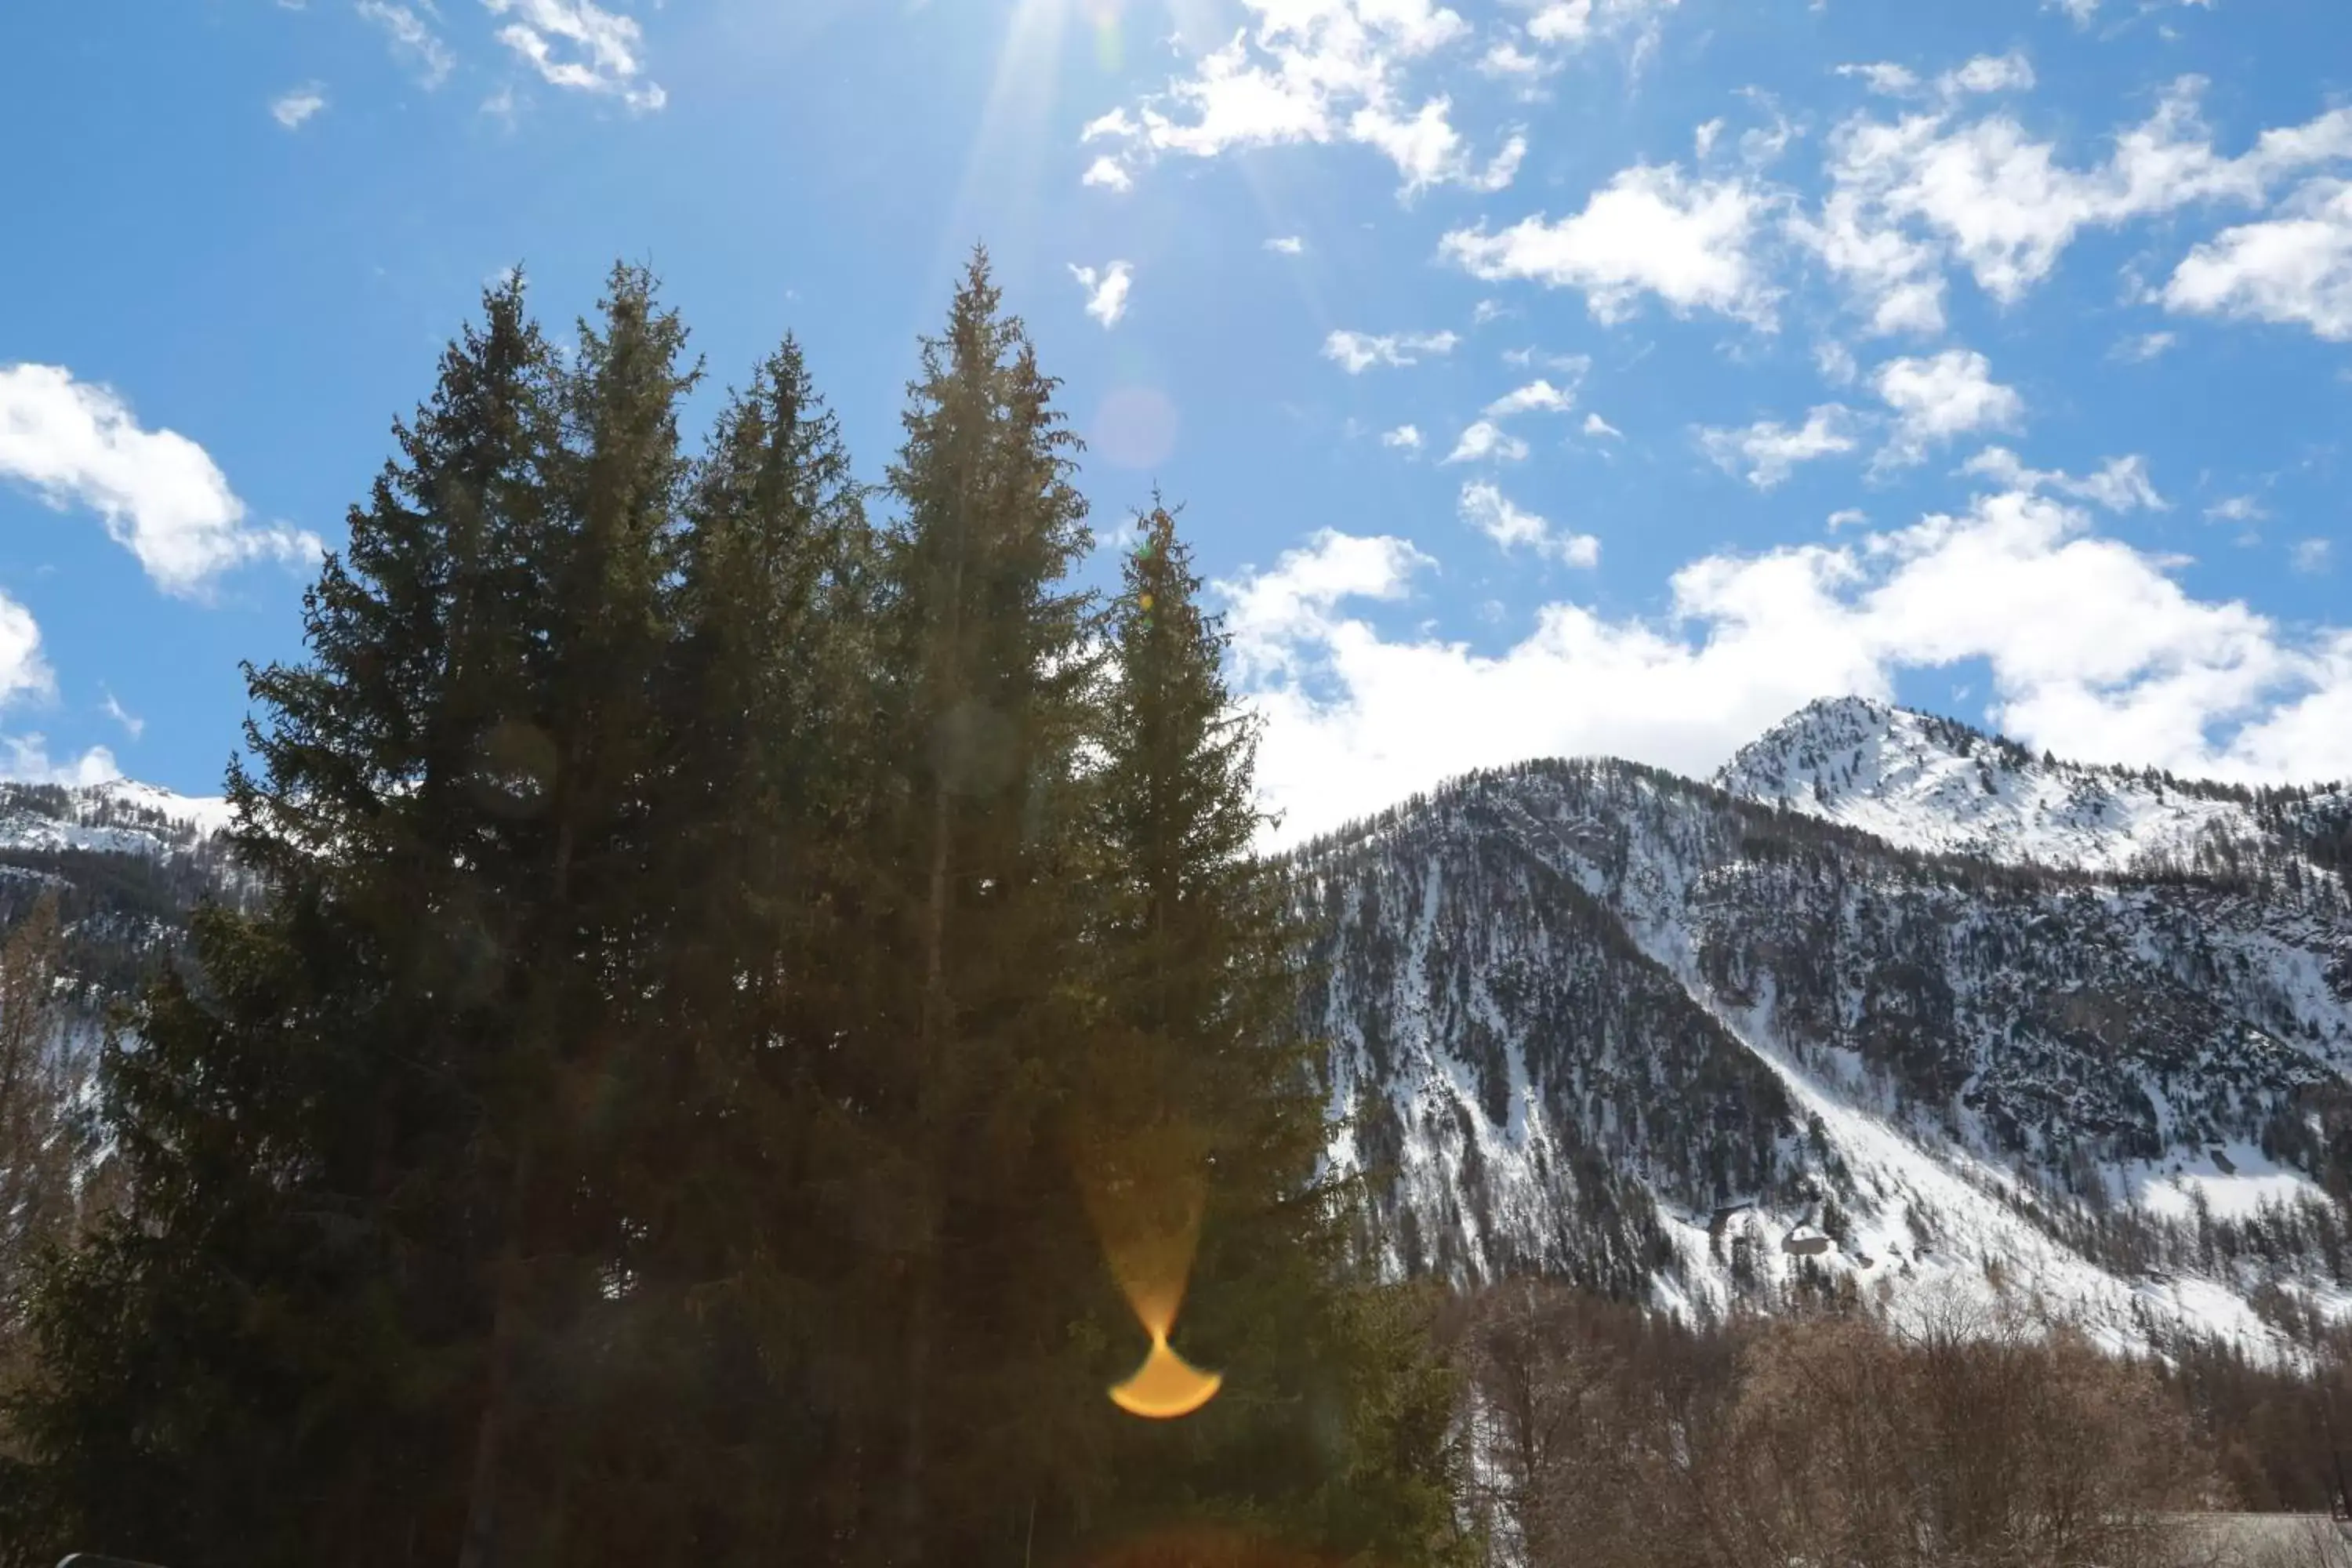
[[270, 83, 328, 128], [2113, 329, 2177, 361], [1077, 0, 1530, 198], [1323, 328, 1458, 372], [1698, 405, 1859, 489], [481, 0, 665, 111], [0, 597, 113, 789], [1444, 420, 1530, 464], [1223, 485, 2352, 844], [1962, 447, 2165, 512], [1874, 349, 2021, 467], [1069, 261, 1134, 328], [1348, 100, 1526, 197], [1582, 412, 1623, 439], [1458, 480, 1600, 565], [2163, 177, 2352, 341], [1838, 62, 1918, 96], [1381, 424, 1424, 451], [1441, 163, 1779, 326], [0, 365, 322, 597], [1083, 156, 1134, 191], [1941, 52, 2034, 96], [0, 595, 53, 713], [1827, 507, 1869, 529], [0, 736, 122, 789], [1501, 347, 1591, 374], [1694, 118, 1725, 159], [1472, 298, 1508, 324], [1800, 78, 2352, 334], [101, 691, 144, 742], [2206, 495, 2268, 524], [356, 2, 455, 88], [1484, 379, 1577, 417], [2293, 538, 2333, 575], [1265, 234, 1305, 254]]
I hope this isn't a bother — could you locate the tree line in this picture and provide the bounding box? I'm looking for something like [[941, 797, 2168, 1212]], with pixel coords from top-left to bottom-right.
[[1447, 1281, 2350, 1568], [0, 258, 1467, 1568]]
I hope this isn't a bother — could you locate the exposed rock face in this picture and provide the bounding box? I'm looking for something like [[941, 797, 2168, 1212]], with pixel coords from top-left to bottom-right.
[[1294, 702, 2352, 1356]]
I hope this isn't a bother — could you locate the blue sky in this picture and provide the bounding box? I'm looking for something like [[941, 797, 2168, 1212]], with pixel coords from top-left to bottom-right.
[[2, 0, 2347, 840]]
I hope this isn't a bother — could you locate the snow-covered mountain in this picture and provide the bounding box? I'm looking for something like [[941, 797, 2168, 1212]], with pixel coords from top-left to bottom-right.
[[1716, 695, 2350, 880], [1296, 702, 2352, 1360], [0, 777, 233, 862]]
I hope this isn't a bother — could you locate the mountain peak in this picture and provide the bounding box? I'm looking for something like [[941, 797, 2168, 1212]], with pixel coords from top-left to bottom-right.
[[1716, 696, 2255, 873]]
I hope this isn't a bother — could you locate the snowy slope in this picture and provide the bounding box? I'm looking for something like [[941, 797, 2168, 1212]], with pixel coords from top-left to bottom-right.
[[1298, 712, 2352, 1363], [1715, 695, 2344, 878], [0, 777, 232, 860]]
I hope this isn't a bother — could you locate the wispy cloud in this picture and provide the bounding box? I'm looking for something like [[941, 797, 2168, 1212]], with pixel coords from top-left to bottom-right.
[[1323, 328, 1458, 373], [1458, 481, 1600, 565], [1698, 405, 1860, 488], [1381, 424, 1424, 452], [270, 82, 328, 128], [481, 0, 666, 111], [1265, 235, 1305, 255], [356, 1, 455, 88], [101, 691, 145, 742], [1444, 420, 1531, 465], [1069, 261, 1134, 328]]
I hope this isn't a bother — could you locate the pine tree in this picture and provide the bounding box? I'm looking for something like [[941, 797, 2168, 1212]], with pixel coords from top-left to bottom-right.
[[0, 266, 703, 1568], [1075, 504, 1473, 1566], [862, 248, 1112, 1566]]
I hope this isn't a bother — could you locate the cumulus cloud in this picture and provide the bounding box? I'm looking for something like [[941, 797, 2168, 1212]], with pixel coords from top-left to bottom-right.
[[0, 596, 114, 788], [0, 735, 122, 789], [1799, 78, 2352, 334], [271, 83, 328, 128], [1484, 379, 1577, 417], [1445, 420, 1531, 464], [2163, 177, 2352, 340], [481, 0, 665, 111], [1076, 0, 1527, 198], [1083, 156, 1134, 191], [1323, 328, 1459, 372], [1698, 405, 1859, 489], [1441, 163, 1780, 325], [1069, 261, 1134, 328], [1221, 485, 2352, 843], [1459, 480, 1600, 564], [0, 364, 321, 597], [356, 2, 455, 87], [1381, 424, 1425, 451], [1874, 349, 2021, 468]]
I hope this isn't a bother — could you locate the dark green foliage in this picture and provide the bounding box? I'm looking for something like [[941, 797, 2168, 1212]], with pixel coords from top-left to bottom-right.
[[0, 256, 1462, 1568]]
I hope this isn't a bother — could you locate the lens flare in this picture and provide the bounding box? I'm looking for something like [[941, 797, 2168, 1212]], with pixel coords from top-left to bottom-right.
[[1077, 1119, 1222, 1420]]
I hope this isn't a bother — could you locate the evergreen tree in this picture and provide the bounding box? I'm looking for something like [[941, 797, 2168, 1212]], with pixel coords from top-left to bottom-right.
[[862, 248, 1112, 1566], [0, 266, 701, 1568], [1076, 505, 1472, 1566]]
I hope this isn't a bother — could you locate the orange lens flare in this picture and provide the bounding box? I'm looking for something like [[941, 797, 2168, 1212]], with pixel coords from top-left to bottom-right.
[[1110, 1331, 1223, 1421], [1078, 1120, 1223, 1420]]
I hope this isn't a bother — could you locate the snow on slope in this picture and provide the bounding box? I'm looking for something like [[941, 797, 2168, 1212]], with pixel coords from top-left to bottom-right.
[[0, 777, 232, 859], [1715, 695, 2286, 874], [1302, 729, 2352, 1364]]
